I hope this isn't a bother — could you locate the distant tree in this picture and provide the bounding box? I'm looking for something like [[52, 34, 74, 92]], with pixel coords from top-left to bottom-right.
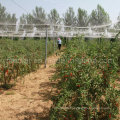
[[20, 14, 27, 24], [63, 7, 76, 26], [26, 14, 34, 24], [20, 13, 35, 31], [114, 15, 120, 29], [20, 14, 34, 24], [0, 3, 17, 23], [0, 3, 17, 31], [0, 3, 7, 23], [19, 7, 47, 32], [20, 7, 46, 25], [48, 9, 61, 24], [10, 14, 17, 23], [89, 4, 110, 26], [77, 8, 89, 27], [32, 6, 47, 24]]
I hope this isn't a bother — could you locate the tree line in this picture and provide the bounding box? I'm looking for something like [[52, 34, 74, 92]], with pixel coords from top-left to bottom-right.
[[0, 4, 17, 24], [0, 3, 120, 27]]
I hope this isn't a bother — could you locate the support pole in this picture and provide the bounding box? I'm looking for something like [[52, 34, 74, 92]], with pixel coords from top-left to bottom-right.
[[45, 26, 48, 68], [53, 33, 55, 53]]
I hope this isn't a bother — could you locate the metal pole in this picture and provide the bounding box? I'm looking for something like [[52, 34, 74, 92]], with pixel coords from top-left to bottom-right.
[[53, 33, 55, 52], [45, 26, 48, 68]]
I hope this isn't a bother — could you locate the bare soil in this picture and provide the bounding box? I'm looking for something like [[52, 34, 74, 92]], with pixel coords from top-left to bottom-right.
[[0, 54, 60, 120]]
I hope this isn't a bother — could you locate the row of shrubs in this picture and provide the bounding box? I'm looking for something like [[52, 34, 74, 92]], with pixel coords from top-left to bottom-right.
[[0, 38, 56, 89], [49, 37, 120, 120]]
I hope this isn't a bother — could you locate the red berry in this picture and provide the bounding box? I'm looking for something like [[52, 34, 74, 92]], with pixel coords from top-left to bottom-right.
[[77, 85, 80, 87], [109, 114, 111, 119], [6, 69, 9, 74], [70, 73, 72, 76], [64, 75, 68, 78], [116, 103, 119, 107]]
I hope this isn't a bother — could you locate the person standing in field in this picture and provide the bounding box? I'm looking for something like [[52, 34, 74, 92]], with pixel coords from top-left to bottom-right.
[[57, 38, 62, 50]]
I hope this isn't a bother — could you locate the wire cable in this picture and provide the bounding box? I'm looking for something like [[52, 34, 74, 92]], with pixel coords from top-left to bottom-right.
[[10, 0, 47, 23], [11, 0, 28, 14]]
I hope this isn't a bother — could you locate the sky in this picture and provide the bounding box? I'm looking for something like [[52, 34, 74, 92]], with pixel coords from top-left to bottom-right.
[[0, 0, 120, 23]]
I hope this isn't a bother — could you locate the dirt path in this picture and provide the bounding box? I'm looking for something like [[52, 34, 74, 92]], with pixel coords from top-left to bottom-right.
[[0, 54, 60, 120]]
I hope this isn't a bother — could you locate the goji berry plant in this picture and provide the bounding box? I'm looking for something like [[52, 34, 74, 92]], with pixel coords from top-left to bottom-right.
[[0, 38, 56, 89], [50, 37, 120, 120]]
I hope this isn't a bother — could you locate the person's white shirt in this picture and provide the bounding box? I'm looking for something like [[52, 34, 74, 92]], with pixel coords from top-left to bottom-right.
[[58, 39, 62, 44]]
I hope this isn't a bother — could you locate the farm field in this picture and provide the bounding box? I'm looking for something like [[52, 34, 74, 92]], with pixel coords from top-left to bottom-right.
[[0, 52, 60, 120], [1, 1, 120, 120], [49, 37, 120, 120], [0, 38, 56, 89], [0, 37, 120, 120]]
